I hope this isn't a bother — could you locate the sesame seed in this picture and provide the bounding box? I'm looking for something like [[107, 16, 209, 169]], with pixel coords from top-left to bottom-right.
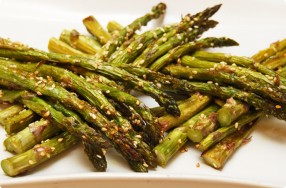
[[162, 37, 167, 42], [268, 87, 273, 92], [138, 81, 143, 87], [101, 127, 107, 132], [96, 155, 102, 159], [213, 163, 218, 168], [28, 160, 35, 165], [58, 138, 63, 142], [275, 105, 282, 109], [196, 162, 200, 168], [143, 163, 149, 167], [135, 135, 142, 139], [234, 122, 239, 129], [36, 91, 42, 95], [136, 43, 143, 50], [43, 111, 50, 118], [156, 83, 162, 88], [136, 100, 140, 106]]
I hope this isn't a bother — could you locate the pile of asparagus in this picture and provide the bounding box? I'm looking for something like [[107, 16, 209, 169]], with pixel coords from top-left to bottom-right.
[[0, 2, 285, 177]]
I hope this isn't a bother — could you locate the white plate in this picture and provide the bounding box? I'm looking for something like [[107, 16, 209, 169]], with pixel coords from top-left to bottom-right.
[[0, 0, 286, 187]]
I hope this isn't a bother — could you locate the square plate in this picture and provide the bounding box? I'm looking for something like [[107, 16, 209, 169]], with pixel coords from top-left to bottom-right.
[[0, 0, 286, 187]]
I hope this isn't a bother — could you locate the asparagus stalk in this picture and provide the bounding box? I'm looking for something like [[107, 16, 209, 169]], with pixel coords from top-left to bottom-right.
[[196, 110, 262, 151], [108, 24, 174, 66], [192, 50, 286, 87], [154, 126, 188, 167], [163, 64, 286, 104], [2, 109, 37, 135], [122, 65, 286, 120], [98, 2, 167, 61], [59, 29, 102, 54], [158, 93, 212, 131], [154, 104, 219, 166], [186, 105, 220, 143], [148, 37, 239, 71], [132, 4, 222, 67], [251, 38, 286, 63], [107, 20, 123, 33], [48, 37, 91, 57], [201, 122, 255, 169], [82, 16, 111, 44], [0, 64, 155, 171], [1, 131, 78, 177], [0, 104, 24, 124], [0, 38, 180, 116], [0, 59, 161, 147], [260, 48, 286, 70], [4, 118, 60, 154], [217, 98, 249, 127]]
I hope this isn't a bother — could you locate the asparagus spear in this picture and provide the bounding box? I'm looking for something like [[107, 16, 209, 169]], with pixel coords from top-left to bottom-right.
[[107, 20, 124, 33], [122, 65, 286, 120], [251, 38, 286, 63], [192, 50, 286, 87], [196, 110, 262, 151], [4, 118, 60, 154], [98, 2, 167, 61], [0, 38, 180, 116], [83, 16, 111, 44], [163, 63, 286, 104], [0, 65, 155, 171], [1, 131, 78, 177], [132, 4, 222, 67], [260, 48, 286, 70], [217, 98, 249, 127], [158, 93, 212, 131], [154, 104, 219, 166], [2, 109, 37, 135], [186, 105, 220, 143], [148, 37, 239, 71], [59, 29, 102, 54], [0, 59, 161, 147], [0, 104, 24, 124], [154, 126, 188, 167], [48, 37, 91, 57], [201, 123, 255, 169], [108, 24, 174, 66]]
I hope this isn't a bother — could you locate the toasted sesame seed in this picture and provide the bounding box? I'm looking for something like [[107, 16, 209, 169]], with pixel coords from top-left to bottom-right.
[[138, 81, 143, 87], [136, 100, 140, 106], [275, 105, 282, 109], [143, 163, 149, 167], [96, 155, 102, 159], [135, 135, 142, 139], [234, 122, 239, 129], [196, 162, 200, 168], [136, 43, 143, 50], [28, 160, 35, 165], [36, 91, 42, 95], [101, 127, 107, 132], [58, 138, 63, 142]]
